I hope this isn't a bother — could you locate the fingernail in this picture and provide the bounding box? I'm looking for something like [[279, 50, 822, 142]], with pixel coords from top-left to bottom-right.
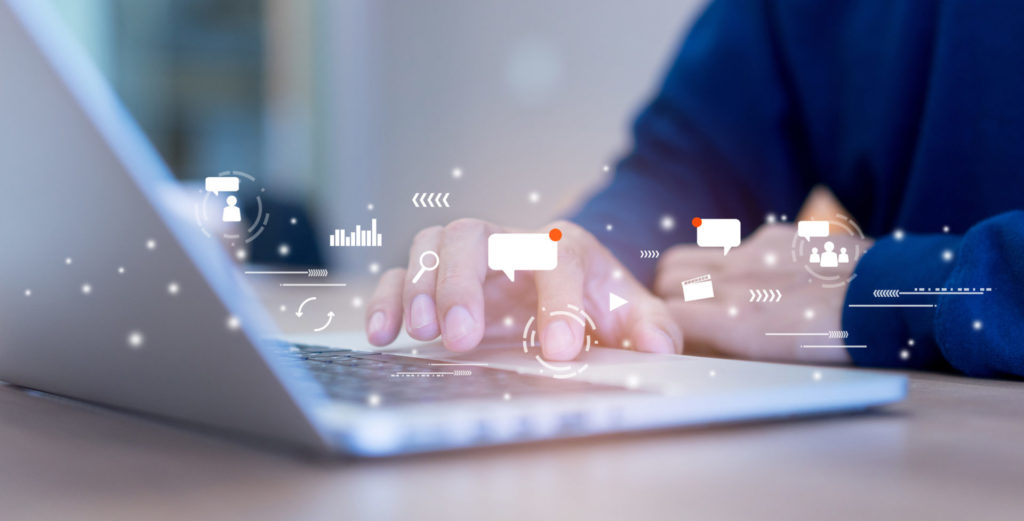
[[368, 311, 386, 335], [542, 319, 578, 360], [410, 294, 437, 333], [443, 305, 474, 346], [640, 328, 675, 354]]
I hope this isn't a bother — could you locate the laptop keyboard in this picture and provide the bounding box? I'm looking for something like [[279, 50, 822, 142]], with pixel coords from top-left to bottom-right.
[[279, 344, 630, 407]]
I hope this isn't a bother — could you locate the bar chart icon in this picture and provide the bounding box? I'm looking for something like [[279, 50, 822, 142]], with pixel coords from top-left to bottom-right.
[[329, 219, 383, 248]]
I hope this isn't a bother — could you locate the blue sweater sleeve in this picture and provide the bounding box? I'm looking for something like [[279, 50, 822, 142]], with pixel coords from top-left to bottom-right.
[[571, 0, 814, 286], [844, 211, 1024, 377]]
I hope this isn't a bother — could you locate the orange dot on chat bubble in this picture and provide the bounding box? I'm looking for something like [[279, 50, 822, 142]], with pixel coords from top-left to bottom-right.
[[549, 228, 562, 241], [692, 217, 702, 228]]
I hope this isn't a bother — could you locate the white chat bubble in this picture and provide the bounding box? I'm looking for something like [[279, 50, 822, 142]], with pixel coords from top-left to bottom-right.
[[695, 218, 741, 256], [488, 232, 559, 282], [797, 220, 830, 241], [205, 176, 239, 196]]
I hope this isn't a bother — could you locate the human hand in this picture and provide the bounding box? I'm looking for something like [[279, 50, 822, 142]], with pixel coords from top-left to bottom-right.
[[653, 224, 872, 364], [366, 219, 682, 360]]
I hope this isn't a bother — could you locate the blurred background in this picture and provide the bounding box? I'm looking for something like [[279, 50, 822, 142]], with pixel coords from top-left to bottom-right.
[[48, 0, 706, 276]]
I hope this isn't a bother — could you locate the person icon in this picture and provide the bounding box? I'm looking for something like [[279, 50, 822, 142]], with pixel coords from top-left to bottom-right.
[[222, 195, 241, 223], [838, 246, 850, 264], [809, 247, 821, 264], [820, 241, 839, 267]]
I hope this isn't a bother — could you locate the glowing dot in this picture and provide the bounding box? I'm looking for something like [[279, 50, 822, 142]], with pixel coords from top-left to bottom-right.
[[352, 296, 364, 308], [548, 228, 562, 241], [765, 213, 777, 224], [709, 370, 716, 377], [235, 249, 247, 261], [81, 283, 92, 295], [780, 214, 789, 222], [611, 269, 623, 280], [127, 331, 145, 349], [367, 393, 381, 407], [804, 308, 815, 320], [907, 338, 915, 346], [626, 375, 640, 389], [942, 249, 954, 262], [226, 315, 241, 330], [290, 217, 298, 225], [451, 167, 463, 179], [942, 225, 950, 233], [972, 320, 983, 331], [367, 203, 374, 211], [503, 392, 512, 401], [65, 257, 73, 265], [278, 243, 290, 257], [813, 370, 822, 381], [728, 306, 738, 317], [603, 164, 610, 172], [764, 252, 777, 266], [661, 215, 676, 231], [605, 223, 613, 231], [893, 229, 905, 241], [117, 266, 125, 274], [411, 349, 418, 355], [528, 191, 541, 204], [503, 316, 514, 327], [146, 239, 157, 250], [24, 289, 32, 297], [369, 262, 380, 274], [279, 305, 287, 312], [900, 349, 910, 360], [167, 281, 180, 295], [622, 339, 632, 349]]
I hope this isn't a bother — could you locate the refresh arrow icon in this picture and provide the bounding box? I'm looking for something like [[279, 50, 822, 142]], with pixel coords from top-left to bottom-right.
[[313, 311, 335, 332], [295, 297, 316, 317]]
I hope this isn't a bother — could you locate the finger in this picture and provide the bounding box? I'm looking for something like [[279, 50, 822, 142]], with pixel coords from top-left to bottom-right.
[[365, 268, 406, 345], [403, 226, 443, 340], [534, 224, 587, 361], [665, 299, 748, 355], [435, 219, 496, 352], [622, 293, 683, 355]]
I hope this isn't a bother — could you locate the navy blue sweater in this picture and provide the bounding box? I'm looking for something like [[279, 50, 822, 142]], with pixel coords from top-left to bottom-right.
[[572, 0, 1024, 377]]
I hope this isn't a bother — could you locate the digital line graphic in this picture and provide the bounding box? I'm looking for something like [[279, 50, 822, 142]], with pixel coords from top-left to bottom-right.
[[244, 268, 328, 277], [764, 330, 858, 348]]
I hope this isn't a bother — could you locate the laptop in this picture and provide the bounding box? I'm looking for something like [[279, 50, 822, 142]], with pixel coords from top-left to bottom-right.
[[0, 0, 906, 457]]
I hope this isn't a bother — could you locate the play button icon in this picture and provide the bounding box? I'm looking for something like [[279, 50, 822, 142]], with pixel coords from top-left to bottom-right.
[[609, 292, 628, 312]]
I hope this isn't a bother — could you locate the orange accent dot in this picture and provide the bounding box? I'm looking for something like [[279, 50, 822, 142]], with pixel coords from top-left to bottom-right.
[[692, 217, 702, 228], [549, 228, 562, 241]]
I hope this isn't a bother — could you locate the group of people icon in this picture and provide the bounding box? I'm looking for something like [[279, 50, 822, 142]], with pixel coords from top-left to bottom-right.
[[809, 241, 849, 267]]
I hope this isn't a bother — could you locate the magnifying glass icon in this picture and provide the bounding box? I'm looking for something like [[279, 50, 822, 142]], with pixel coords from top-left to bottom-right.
[[412, 250, 440, 284]]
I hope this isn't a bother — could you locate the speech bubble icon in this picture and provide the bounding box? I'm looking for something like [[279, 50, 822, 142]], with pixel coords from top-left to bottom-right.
[[694, 218, 741, 256], [797, 220, 830, 241], [204, 176, 239, 196], [488, 230, 560, 282]]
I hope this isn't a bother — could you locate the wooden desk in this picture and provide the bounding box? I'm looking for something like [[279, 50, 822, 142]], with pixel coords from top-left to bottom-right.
[[2, 368, 1023, 520]]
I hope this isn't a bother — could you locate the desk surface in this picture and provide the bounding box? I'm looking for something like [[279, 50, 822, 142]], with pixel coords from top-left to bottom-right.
[[4, 281, 1024, 519], [2, 368, 1023, 520]]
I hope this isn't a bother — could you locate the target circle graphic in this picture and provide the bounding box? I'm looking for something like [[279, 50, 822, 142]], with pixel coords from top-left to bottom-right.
[[521, 304, 595, 379]]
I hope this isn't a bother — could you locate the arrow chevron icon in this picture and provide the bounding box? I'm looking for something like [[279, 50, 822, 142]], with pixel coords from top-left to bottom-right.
[[412, 192, 451, 208], [748, 289, 783, 303], [639, 249, 661, 259]]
